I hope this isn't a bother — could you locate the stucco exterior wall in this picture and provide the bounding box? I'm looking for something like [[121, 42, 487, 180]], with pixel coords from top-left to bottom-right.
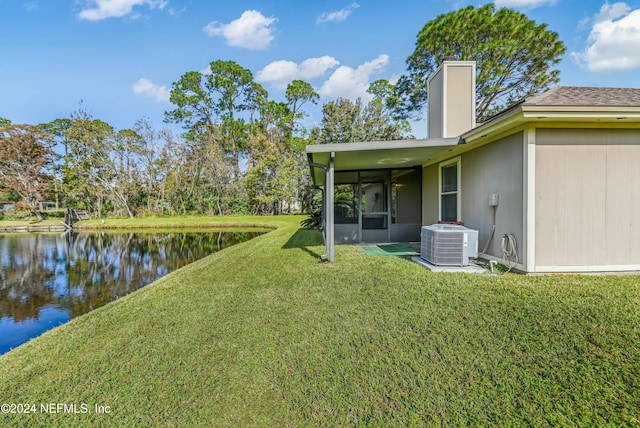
[[535, 128, 640, 270]]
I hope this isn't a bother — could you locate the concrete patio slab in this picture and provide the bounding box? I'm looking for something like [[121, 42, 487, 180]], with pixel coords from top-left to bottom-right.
[[412, 256, 487, 274]]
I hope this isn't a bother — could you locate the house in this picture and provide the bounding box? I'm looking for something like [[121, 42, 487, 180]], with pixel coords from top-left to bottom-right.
[[306, 59, 640, 273]]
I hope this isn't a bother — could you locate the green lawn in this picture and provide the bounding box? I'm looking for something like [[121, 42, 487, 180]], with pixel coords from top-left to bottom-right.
[[1, 215, 639, 426]]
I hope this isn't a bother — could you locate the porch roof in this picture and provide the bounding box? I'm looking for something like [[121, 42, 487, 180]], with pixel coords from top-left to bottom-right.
[[306, 137, 460, 186]]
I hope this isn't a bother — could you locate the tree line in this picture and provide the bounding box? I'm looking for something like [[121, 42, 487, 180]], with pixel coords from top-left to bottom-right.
[[1, 5, 565, 219], [0, 62, 408, 218]]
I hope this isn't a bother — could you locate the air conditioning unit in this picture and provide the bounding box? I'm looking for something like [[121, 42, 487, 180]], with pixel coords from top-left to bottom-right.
[[421, 224, 478, 266]]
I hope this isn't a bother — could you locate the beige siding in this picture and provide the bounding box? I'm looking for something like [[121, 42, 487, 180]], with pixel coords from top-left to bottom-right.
[[535, 128, 640, 268], [427, 71, 443, 139], [460, 133, 524, 261], [422, 164, 439, 225], [422, 133, 525, 261], [427, 62, 475, 139], [446, 66, 474, 137]]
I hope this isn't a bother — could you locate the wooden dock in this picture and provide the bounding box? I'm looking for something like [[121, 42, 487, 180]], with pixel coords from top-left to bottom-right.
[[63, 209, 90, 229]]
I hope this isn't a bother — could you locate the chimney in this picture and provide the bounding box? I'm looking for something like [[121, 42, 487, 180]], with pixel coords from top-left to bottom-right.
[[427, 59, 476, 139]]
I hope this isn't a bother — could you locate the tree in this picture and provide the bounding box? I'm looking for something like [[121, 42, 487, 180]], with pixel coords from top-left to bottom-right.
[[311, 98, 410, 145], [0, 123, 52, 216], [244, 80, 318, 215], [210, 61, 263, 180], [111, 128, 145, 218], [149, 128, 180, 214], [131, 118, 171, 214], [64, 107, 116, 215], [244, 132, 284, 214], [165, 60, 261, 179], [367, 79, 404, 121], [397, 4, 566, 122], [285, 80, 319, 133], [39, 118, 72, 209]]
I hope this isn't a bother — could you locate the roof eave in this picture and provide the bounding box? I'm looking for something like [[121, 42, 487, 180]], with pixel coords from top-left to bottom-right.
[[305, 138, 460, 155], [463, 105, 640, 144], [306, 137, 461, 187]]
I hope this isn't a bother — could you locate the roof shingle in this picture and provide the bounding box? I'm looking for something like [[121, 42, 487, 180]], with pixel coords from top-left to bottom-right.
[[523, 86, 640, 107]]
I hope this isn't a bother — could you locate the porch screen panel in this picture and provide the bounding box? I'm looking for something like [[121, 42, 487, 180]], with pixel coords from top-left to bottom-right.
[[362, 182, 388, 229], [392, 169, 421, 224], [334, 184, 358, 224]]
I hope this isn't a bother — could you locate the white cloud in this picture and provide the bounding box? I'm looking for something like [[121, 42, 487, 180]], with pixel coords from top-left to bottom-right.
[[256, 56, 340, 89], [318, 54, 389, 101], [132, 78, 170, 103], [317, 2, 360, 23], [593, 1, 631, 23], [388, 74, 401, 86], [78, 0, 167, 21], [571, 2, 640, 72], [493, 0, 555, 8], [203, 10, 276, 50]]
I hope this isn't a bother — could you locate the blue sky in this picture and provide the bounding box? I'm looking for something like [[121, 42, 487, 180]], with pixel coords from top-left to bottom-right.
[[2, 0, 640, 137]]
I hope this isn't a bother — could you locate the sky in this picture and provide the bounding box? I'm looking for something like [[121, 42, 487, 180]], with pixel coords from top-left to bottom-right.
[[2, 0, 640, 138]]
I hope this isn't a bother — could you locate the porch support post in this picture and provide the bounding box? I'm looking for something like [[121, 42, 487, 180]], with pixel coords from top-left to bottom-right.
[[325, 152, 335, 262]]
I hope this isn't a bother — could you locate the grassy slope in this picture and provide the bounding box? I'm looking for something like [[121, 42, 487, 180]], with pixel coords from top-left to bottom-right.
[[1, 215, 639, 426]]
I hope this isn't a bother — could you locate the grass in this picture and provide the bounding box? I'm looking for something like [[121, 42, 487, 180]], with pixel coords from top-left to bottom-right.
[[1, 215, 639, 426], [0, 213, 280, 230]]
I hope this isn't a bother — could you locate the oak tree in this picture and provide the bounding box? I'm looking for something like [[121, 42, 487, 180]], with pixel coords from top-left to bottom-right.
[[0, 123, 52, 215]]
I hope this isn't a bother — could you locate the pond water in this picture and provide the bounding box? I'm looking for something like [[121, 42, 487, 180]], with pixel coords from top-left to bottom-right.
[[0, 229, 263, 355]]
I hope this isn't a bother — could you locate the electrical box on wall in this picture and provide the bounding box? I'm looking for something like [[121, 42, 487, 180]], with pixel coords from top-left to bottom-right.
[[489, 193, 499, 207]]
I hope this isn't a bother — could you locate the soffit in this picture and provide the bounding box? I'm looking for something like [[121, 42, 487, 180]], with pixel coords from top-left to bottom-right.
[[307, 138, 459, 186]]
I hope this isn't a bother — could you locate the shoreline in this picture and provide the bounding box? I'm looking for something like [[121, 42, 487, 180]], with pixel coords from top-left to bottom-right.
[[0, 224, 67, 232], [0, 216, 285, 233]]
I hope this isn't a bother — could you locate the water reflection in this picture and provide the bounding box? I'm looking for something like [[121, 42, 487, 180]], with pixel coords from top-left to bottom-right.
[[0, 230, 262, 354]]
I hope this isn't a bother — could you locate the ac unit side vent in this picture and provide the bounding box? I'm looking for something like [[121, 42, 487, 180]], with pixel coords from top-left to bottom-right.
[[420, 224, 478, 266]]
